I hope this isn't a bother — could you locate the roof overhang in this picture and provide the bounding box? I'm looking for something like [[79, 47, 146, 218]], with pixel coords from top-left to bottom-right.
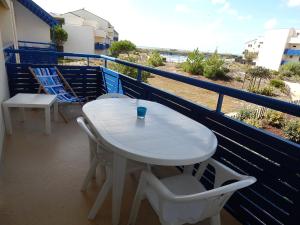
[[17, 0, 58, 27], [0, 0, 10, 8]]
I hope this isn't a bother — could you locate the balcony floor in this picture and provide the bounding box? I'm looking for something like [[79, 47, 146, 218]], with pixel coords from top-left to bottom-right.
[[0, 106, 240, 225]]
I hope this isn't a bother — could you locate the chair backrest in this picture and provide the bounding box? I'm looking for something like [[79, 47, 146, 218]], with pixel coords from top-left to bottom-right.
[[97, 93, 129, 100], [145, 158, 256, 224], [29, 66, 79, 103], [76, 117, 98, 155]]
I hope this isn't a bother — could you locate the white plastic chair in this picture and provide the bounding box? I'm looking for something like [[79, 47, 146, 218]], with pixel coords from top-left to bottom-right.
[[97, 93, 130, 100], [128, 158, 256, 225], [76, 117, 146, 220]]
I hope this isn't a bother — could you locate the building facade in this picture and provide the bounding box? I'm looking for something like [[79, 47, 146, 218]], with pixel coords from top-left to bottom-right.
[[244, 28, 300, 71], [52, 9, 119, 55]]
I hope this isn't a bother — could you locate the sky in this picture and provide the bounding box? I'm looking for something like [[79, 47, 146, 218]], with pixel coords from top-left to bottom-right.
[[33, 0, 300, 54]]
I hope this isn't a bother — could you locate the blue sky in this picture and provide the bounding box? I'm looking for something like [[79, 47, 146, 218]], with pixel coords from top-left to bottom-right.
[[34, 0, 300, 54]]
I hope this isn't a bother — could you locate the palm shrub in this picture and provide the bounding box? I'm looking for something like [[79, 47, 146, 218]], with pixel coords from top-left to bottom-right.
[[265, 110, 285, 128], [246, 66, 271, 90], [109, 40, 136, 57], [182, 48, 205, 75], [147, 51, 164, 67], [51, 25, 68, 51], [284, 120, 300, 143], [203, 51, 227, 79]]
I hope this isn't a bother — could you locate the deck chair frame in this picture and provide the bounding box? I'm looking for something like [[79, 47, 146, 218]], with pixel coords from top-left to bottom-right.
[[29, 66, 85, 122]]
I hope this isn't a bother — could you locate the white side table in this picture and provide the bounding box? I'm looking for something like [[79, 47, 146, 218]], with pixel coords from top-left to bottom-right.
[[3, 93, 58, 135]]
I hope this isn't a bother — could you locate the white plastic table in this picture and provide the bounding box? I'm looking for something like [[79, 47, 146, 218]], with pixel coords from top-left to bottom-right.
[[3, 93, 58, 135], [82, 98, 217, 225]]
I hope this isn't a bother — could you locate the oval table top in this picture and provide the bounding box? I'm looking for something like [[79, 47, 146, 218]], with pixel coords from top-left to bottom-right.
[[82, 98, 217, 166]]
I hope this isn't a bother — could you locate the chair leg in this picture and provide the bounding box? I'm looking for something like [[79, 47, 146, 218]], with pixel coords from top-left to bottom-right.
[[88, 167, 112, 220], [81, 157, 99, 192], [128, 177, 147, 225], [210, 214, 221, 225]]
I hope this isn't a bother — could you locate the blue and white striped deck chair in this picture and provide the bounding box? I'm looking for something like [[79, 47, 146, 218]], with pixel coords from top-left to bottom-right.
[[101, 67, 123, 94], [29, 66, 84, 105]]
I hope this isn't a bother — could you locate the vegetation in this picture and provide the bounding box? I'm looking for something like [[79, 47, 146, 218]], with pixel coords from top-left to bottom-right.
[[182, 49, 228, 79], [249, 86, 275, 96], [244, 118, 265, 129], [109, 54, 150, 82], [203, 51, 228, 79], [109, 40, 136, 57], [182, 48, 205, 75], [283, 120, 300, 143], [236, 108, 256, 121], [243, 51, 257, 64], [265, 110, 285, 128], [246, 66, 271, 90], [279, 62, 300, 77], [147, 51, 164, 67], [269, 79, 285, 89], [51, 25, 68, 50]]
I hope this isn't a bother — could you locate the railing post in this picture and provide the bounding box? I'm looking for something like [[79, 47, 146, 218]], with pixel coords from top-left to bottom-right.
[[87, 57, 90, 66], [216, 94, 224, 113], [137, 69, 142, 82], [104, 59, 107, 68]]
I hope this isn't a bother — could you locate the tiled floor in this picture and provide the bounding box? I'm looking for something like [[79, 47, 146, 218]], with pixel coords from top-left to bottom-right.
[[0, 106, 241, 225]]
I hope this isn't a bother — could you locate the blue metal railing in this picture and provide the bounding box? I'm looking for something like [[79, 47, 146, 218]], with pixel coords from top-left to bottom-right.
[[95, 43, 110, 50], [4, 48, 300, 225], [284, 49, 300, 56], [18, 40, 56, 50]]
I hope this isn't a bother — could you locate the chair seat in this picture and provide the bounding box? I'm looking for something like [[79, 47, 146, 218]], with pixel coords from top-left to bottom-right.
[[145, 174, 207, 225]]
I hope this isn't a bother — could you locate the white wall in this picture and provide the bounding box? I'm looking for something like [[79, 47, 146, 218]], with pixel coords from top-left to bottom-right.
[[0, 31, 10, 158], [62, 13, 84, 26], [257, 29, 291, 71], [0, 1, 15, 46], [14, 0, 50, 43], [62, 25, 94, 54]]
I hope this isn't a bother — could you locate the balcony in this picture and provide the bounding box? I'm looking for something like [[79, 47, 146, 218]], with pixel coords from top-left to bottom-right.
[[95, 29, 107, 38], [289, 37, 300, 44], [95, 43, 110, 50], [284, 49, 300, 56], [2, 49, 300, 225]]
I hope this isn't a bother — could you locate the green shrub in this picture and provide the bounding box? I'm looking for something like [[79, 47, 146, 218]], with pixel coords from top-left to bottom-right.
[[235, 77, 243, 82], [236, 108, 256, 121], [182, 48, 205, 75], [265, 110, 285, 128], [147, 51, 164, 67], [280, 62, 300, 77], [109, 55, 150, 82], [244, 118, 265, 129], [203, 51, 228, 79], [269, 79, 285, 89], [280, 70, 294, 77], [249, 86, 274, 96], [109, 40, 136, 57], [283, 120, 300, 143]]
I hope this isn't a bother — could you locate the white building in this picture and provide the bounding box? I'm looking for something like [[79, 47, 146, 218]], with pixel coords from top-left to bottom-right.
[[0, 0, 57, 157], [243, 37, 263, 64], [52, 9, 119, 54], [244, 28, 300, 71]]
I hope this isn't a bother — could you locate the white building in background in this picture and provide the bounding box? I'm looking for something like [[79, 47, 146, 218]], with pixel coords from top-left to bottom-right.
[[244, 28, 300, 71], [52, 9, 119, 54], [243, 37, 263, 64]]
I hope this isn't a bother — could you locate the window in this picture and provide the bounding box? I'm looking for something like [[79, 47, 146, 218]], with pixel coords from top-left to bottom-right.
[[248, 44, 252, 47], [293, 45, 297, 48], [258, 45, 260, 48]]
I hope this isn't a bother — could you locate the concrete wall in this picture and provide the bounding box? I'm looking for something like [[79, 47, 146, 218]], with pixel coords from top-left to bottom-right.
[[257, 29, 291, 71], [62, 13, 84, 26], [0, 31, 10, 158], [62, 25, 94, 54], [0, 1, 15, 46], [14, 0, 50, 43]]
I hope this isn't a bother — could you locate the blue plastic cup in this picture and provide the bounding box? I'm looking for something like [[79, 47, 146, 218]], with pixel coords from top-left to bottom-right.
[[137, 106, 147, 119]]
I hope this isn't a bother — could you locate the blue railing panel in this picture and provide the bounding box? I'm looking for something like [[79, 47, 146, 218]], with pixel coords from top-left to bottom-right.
[[284, 49, 300, 56]]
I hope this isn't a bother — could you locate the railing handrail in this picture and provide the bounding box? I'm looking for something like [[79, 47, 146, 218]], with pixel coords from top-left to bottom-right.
[[18, 40, 56, 47], [4, 48, 300, 117]]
